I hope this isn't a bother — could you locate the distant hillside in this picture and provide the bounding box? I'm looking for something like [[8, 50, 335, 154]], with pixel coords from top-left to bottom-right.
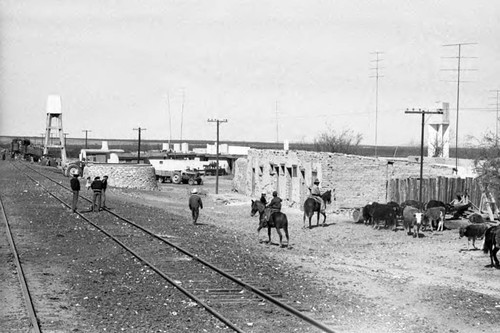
[[0, 135, 481, 160]]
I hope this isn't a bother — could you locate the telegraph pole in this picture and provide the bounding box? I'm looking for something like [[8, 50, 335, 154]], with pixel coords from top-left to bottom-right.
[[133, 127, 146, 164], [442, 42, 477, 171], [275, 100, 279, 143], [82, 130, 91, 149], [370, 51, 384, 157], [405, 108, 444, 205], [180, 90, 185, 141], [491, 90, 500, 146], [167, 92, 172, 145], [207, 118, 228, 194]]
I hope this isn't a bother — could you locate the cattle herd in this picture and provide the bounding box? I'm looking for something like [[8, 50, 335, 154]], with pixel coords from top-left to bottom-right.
[[360, 200, 500, 268]]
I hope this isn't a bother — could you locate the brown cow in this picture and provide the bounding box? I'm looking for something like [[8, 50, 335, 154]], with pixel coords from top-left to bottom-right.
[[424, 207, 445, 232]]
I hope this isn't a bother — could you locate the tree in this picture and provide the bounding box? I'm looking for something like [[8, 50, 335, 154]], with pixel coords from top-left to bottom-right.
[[313, 128, 363, 154], [473, 131, 500, 206]]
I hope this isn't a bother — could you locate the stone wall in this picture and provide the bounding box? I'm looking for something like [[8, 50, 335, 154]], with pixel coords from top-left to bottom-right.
[[83, 163, 158, 191], [233, 149, 456, 208]]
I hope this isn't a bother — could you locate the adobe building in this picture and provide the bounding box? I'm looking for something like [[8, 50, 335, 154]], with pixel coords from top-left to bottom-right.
[[233, 149, 456, 209]]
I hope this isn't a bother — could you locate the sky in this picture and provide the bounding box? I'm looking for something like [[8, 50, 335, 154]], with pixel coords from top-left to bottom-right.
[[1, 1, 499, 146]]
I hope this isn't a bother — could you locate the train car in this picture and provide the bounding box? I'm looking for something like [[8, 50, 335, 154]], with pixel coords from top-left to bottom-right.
[[11, 138, 43, 161]]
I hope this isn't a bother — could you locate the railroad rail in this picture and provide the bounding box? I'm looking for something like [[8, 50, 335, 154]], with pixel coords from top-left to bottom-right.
[[0, 192, 41, 333], [13, 161, 336, 333]]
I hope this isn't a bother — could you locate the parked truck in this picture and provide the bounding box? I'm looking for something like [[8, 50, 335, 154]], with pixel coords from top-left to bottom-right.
[[149, 159, 205, 185]]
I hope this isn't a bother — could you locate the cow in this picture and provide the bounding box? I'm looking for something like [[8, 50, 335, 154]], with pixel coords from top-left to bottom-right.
[[401, 199, 424, 211], [423, 206, 446, 231], [459, 223, 490, 250], [482, 225, 500, 268], [468, 213, 485, 224], [425, 200, 453, 214], [387, 201, 402, 229], [403, 206, 423, 238], [362, 202, 376, 226], [368, 202, 398, 230]]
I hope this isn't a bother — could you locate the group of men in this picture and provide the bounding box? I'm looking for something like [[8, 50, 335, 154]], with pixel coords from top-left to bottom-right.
[[70, 172, 108, 213]]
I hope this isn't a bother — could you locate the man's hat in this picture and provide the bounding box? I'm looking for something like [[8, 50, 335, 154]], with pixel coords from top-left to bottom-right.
[[191, 188, 198, 194], [314, 178, 320, 184], [272, 190, 278, 196]]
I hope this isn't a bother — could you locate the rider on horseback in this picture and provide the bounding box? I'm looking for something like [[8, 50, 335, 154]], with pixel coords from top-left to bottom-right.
[[265, 191, 282, 222], [309, 179, 326, 213]]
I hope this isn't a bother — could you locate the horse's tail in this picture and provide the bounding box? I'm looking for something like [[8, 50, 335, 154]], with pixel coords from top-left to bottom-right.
[[483, 226, 495, 254]]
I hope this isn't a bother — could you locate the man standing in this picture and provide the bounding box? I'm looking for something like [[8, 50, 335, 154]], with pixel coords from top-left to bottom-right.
[[260, 191, 267, 205], [101, 175, 109, 208], [70, 171, 81, 213], [91, 176, 103, 212], [188, 188, 203, 224]]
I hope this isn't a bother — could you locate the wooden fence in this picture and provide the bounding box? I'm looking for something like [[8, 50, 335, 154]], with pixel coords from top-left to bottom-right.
[[388, 177, 482, 207]]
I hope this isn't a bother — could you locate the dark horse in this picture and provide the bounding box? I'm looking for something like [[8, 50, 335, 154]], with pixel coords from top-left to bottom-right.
[[250, 200, 289, 247], [303, 190, 332, 229]]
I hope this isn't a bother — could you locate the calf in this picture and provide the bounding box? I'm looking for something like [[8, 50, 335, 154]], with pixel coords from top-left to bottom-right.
[[423, 207, 445, 231], [468, 213, 485, 224], [403, 206, 423, 238], [483, 226, 500, 268], [369, 203, 398, 230], [362, 203, 375, 225], [401, 199, 424, 210], [459, 223, 490, 250]]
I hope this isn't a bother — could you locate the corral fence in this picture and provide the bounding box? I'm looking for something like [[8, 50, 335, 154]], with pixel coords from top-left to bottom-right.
[[388, 177, 482, 207]]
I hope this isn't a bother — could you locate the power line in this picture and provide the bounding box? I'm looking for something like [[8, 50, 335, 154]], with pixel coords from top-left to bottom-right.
[[82, 129, 92, 149], [207, 118, 228, 194], [370, 51, 384, 158], [441, 42, 478, 171], [275, 100, 279, 143], [490, 90, 500, 145], [133, 127, 146, 164], [405, 108, 444, 204]]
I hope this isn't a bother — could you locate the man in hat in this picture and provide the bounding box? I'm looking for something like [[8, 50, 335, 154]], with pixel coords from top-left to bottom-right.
[[188, 188, 203, 224], [101, 175, 109, 208], [260, 191, 267, 205], [70, 171, 81, 213], [309, 178, 325, 213], [265, 190, 282, 222], [90, 176, 103, 212]]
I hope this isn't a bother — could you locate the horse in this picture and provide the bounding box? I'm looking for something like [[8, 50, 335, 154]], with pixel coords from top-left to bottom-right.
[[250, 200, 289, 247], [303, 190, 332, 229]]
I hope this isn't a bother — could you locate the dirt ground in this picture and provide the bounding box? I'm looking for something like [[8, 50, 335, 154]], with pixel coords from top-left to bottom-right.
[[2, 163, 500, 333], [117, 175, 500, 333]]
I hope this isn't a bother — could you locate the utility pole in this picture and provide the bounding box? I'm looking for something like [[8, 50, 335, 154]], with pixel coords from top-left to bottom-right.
[[442, 42, 477, 172], [180, 90, 185, 142], [167, 92, 172, 145], [491, 89, 500, 146], [207, 118, 228, 194], [275, 100, 279, 143], [133, 127, 146, 164], [82, 130, 91, 149], [370, 51, 384, 158], [405, 108, 444, 205]]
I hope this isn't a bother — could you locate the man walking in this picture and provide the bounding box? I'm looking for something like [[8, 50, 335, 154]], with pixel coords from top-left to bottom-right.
[[188, 188, 203, 224], [101, 175, 109, 208], [70, 171, 81, 213], [91, 176, 103, 212]]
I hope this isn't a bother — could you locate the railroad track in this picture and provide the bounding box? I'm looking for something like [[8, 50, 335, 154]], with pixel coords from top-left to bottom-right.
[[0, 190, 41, 333], [9, 161, 335, 333]]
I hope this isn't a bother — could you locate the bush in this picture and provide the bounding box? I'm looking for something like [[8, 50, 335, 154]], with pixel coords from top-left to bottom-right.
[[313, 128, 363, 155]]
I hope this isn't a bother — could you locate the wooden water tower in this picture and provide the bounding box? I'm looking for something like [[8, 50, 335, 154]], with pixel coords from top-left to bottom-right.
[[43, 95, 67, 165]]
